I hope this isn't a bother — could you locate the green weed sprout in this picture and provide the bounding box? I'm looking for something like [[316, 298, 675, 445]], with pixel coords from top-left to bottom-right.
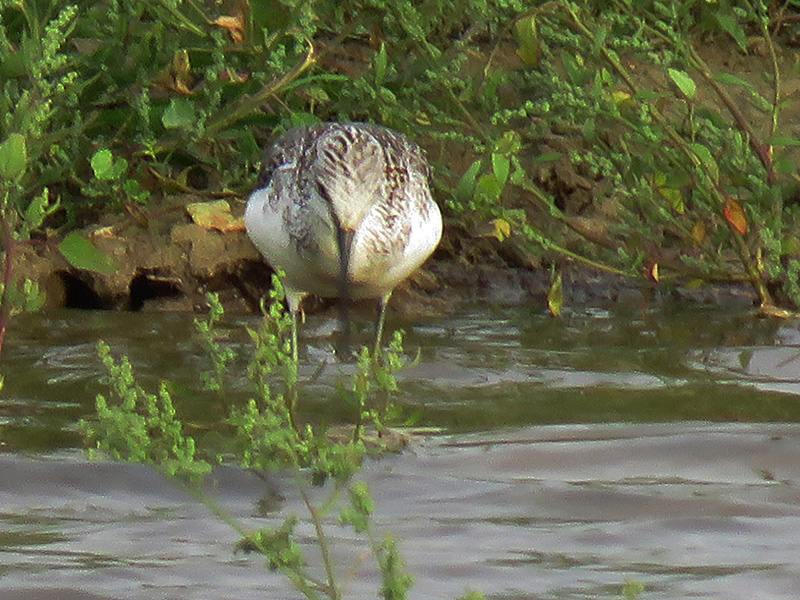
[[194, 292, 235, 397], [84, 340, 212, 483], [84, 149, 151, 205], [340, 480, 414, 600], [349, 330, 420, 444]]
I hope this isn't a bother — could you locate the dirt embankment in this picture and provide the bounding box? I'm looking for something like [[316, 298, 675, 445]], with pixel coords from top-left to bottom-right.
[[12, 190, 756, 320]]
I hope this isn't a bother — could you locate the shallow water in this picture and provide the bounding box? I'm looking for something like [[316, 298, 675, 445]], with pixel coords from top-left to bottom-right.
[[2, 302, 800, 599]]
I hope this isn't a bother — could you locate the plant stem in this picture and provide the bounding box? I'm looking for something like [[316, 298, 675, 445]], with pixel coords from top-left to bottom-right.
[[515, 182, 640, 278], [204, 40, 317, 138], [299, 482, 341, 600], [688, 47, 776, 185], [0, 205, 15, 360], [147, 40, 317, 157], [179, 473, 326, 600]]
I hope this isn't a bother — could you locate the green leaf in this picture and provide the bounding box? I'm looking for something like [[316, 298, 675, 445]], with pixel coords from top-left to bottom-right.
[[301, 85, 330, 104], [122, 179, 149, 203], [715, 73, 754, 90], [634, 90, 669, 101], [769, 137, 800, 147], [456, 159, 482, 202], [775, 153, 795, 174], [509, 156, 527, 187], [483, 68, 505, 103], [6, 278, 46, 317], [658, 186, 684, 214], [491, 217, 511, 241], [668, 68, 696, 100], [622, 578, 645, 599], [374, 42, 387, 87], [289, 112, 322, 128], [531, 152, 562, 166], [493, 130, 522, 156], [491, 153, 510, 187], [113, 157, 128, 179], [562, 51, 588, 86], [686, 278, 705, 290], [58, 231, 120, 276], [23, 188, 59, 231], [21, 278, 45, 313], [747, 90, 773, 113], [0, 133, 28, 180], [688, 143, 719, 184], [217, 127, 259, 158], [0, 52, 26, 78], [547, 269, 563, 317], [162, 98, 196, 130], [475, 173, 502, 202], [377, 86, 397, 104], [695, 107, 728, 129], [716, 13, 747, 53], [514, 16, 539, 67], [91, 149, 115, 180]]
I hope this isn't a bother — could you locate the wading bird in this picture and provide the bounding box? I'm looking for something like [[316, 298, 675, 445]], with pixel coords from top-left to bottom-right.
[[244, 122, 442, 360]]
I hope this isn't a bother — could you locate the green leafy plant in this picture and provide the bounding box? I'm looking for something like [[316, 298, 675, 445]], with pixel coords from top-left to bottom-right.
[[448, 0, 800, 313], [84, 149, 150, 205], [0, 2, 75, 358], [0, 3, 121, 359], [348, 330, 421, 443], [194, 291, 235, 397], [0, 0, 540, 220], [83, 285, 419, 599], [85, 339, 213, 482], [244, 272, 301, 431]]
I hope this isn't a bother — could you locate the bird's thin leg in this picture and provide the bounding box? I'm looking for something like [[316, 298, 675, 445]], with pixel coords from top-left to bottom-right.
[[285, 290, 305, 366], [291, 309, 299, 365], [373, 291, 392, 358], [281, 308, 300, 434], [284, 291, 304, 434], [336, 296, 352, 360]]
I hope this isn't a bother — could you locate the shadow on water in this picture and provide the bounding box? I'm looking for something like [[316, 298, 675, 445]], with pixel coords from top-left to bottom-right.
[[2, 302, 800, 598]]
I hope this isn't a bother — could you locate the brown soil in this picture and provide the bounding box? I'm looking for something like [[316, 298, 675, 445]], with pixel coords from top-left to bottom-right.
[[12, 193, 756, 319]]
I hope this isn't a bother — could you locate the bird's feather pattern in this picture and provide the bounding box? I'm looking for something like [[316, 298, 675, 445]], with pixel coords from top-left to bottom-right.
[[245, 122, 442, 304]]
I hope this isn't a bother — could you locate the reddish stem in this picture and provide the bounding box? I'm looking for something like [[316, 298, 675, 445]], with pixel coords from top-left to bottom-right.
[[0, 214, 14, 360]]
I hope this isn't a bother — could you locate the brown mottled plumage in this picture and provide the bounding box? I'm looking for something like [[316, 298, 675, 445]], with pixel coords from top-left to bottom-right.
[[245, 122, 442, 358]]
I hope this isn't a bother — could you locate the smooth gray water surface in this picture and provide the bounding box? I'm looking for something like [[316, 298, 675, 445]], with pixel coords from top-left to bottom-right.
[[2, 304, 800, 599]]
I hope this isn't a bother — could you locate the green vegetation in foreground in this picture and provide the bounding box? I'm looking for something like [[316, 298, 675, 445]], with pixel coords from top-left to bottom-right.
[[2, 0, 800, 357], [83, 284, 423, 600], [81, 285, 646, 599]]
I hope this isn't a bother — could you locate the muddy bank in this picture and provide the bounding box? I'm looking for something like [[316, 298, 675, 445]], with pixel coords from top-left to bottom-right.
[[12, 194, 758, 319]]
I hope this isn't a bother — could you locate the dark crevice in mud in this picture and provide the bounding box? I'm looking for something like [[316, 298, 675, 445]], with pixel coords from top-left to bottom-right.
[[226, 259, 276, 314], [128, 271, 184, 311], [57, 271, 111, 310]]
